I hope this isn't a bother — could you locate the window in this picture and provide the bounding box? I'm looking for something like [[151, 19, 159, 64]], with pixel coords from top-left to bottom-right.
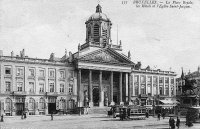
[[49, 83, 54, 92], [60, 84, 64, 93], [153, 77, 157, 84], [69, 84, 73, 93], [17, 82, 23, 91], [60, 71, 65, 79], [141, 85, 145, 95], [39, 98, 45, 110], [171, 78, 174, 84], [147, 76, 151, 84], [165, 78, 169, 84], [39, 83, 44, 93], [159, 77, 164, 84], [16, 67, 24, 76], [59, 99, 65, 110], [159, 86, 163, 95], [165, 85, 169, 95], [29, 82, 34, 93], [29, 98, 35, 110], [141, 76, 146, 84], [134, 75, 139, 83], [5, 81, 11, 92], [171, 86, 174, 95], [5, 98, 12, 111], [49, 70, 55, 77], [5, 67, 11, 74], [135, 85, 139, 96], [29, 69, 35, 76], [147, 85, 151, 94], [93, 24, 99, 37], [153, 85, 157, 94], [39, 70, 45, 77]]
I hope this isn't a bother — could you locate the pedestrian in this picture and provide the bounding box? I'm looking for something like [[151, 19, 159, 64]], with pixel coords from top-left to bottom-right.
[[157, 113, 161, 121], [162, 112, 165, 119], [169, 117, 172, 129], [51, 113, 53, 120], [24, 111, 27, 119], [145, 112, 149, 118], [21, 112, 24, 119], [0, 115, 3, 122], [176, 116, 180, 129], [171, 118, 175, 129]]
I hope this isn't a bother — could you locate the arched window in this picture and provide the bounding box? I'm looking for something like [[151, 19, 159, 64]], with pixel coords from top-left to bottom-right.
[[68, 99, 75, 109], [29, 98, 35, 110], [5, 98, 12, 111], [59, 98, 65, 110], [39, 98, 45, 110]]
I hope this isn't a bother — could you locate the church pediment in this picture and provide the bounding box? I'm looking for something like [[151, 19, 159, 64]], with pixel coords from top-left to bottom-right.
[[78, 48, 134, 65]]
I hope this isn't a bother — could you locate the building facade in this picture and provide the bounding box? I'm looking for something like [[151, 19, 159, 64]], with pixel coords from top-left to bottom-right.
[[0, 4, 176, 116]]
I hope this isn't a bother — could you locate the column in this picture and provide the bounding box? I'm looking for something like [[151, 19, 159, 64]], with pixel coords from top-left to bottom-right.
[[174, 78, 176, 96], [110, 71, 114, 105], [88, 70, 93, 107], [99, 71, 104, 107], [132, 73, 135, 96], [77, 69, 83, 107], [151, 76, 154, 96], [169, 77, 171, 97], [138, 75, 141, 95], [163, 77, 166, 95], [145, 75, 148, 95], [119, 72, 123, 105], [128, 73, 132, 105], [125, 73, 128, 100], [157, 76, 159, 95]]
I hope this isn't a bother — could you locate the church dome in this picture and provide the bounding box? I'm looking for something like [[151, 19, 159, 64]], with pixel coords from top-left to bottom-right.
[[87, 4, 110, 21]]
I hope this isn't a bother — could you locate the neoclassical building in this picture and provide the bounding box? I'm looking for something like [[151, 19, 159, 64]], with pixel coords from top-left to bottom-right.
[[0, 4, 176, 116]]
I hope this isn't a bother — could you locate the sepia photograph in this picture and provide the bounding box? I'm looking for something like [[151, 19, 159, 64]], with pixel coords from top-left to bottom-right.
[[0, 0, 200, 128]]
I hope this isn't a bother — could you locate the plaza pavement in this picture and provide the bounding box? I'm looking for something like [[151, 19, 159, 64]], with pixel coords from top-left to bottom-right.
[[0, 114, 200, 129]]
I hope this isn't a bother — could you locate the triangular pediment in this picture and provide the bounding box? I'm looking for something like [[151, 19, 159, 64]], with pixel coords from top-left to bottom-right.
[[78, 48, 134, 65]]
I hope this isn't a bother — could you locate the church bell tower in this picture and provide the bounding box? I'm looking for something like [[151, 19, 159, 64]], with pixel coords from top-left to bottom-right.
[[85, 4, 112, 48]]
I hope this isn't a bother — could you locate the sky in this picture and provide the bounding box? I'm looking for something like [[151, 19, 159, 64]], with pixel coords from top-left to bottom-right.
[[0, 0, 200, 76]]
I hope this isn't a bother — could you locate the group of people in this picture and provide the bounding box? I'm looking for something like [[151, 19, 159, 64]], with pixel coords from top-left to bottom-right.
[[157, 112, 166, 120], [169, 117, 180, 129]]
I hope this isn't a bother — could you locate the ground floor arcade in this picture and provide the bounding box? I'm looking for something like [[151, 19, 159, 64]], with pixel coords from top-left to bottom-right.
[[0, 95, 76, 116]]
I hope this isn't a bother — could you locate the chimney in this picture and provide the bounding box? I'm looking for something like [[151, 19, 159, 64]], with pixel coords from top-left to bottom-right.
[[0, 50, 3, 56], [198, 66, 200, 73]]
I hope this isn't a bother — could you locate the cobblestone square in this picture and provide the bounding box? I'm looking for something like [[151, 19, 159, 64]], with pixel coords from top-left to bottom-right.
[[0, 115, 200, 129]]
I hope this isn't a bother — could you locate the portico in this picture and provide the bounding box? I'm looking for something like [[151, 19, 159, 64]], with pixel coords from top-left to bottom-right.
[[75, 48, 134, 107]]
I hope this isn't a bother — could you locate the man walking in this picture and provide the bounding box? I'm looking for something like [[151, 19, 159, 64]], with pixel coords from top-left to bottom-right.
[[176, 117, 180, 129]]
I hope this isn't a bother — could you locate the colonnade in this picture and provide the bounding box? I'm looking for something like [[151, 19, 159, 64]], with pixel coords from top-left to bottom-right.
[[77, 69, 132, 107]]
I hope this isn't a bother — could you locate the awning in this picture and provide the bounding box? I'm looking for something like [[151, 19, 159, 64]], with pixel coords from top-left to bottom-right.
[[159, 99, 179, 105]]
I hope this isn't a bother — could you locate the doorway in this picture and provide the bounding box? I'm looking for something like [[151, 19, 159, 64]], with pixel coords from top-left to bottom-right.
[[48, 103, 56, 114], [16, 103, 25, 115], [48, 97, 57, 114], [93, 87, 99, 106]]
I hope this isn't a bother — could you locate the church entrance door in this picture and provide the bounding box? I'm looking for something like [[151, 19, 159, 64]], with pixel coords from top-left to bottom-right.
[[93, 87, 99, 106]]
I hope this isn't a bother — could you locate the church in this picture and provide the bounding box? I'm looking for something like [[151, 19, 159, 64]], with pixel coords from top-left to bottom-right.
[[0, 5, 177, 116]]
